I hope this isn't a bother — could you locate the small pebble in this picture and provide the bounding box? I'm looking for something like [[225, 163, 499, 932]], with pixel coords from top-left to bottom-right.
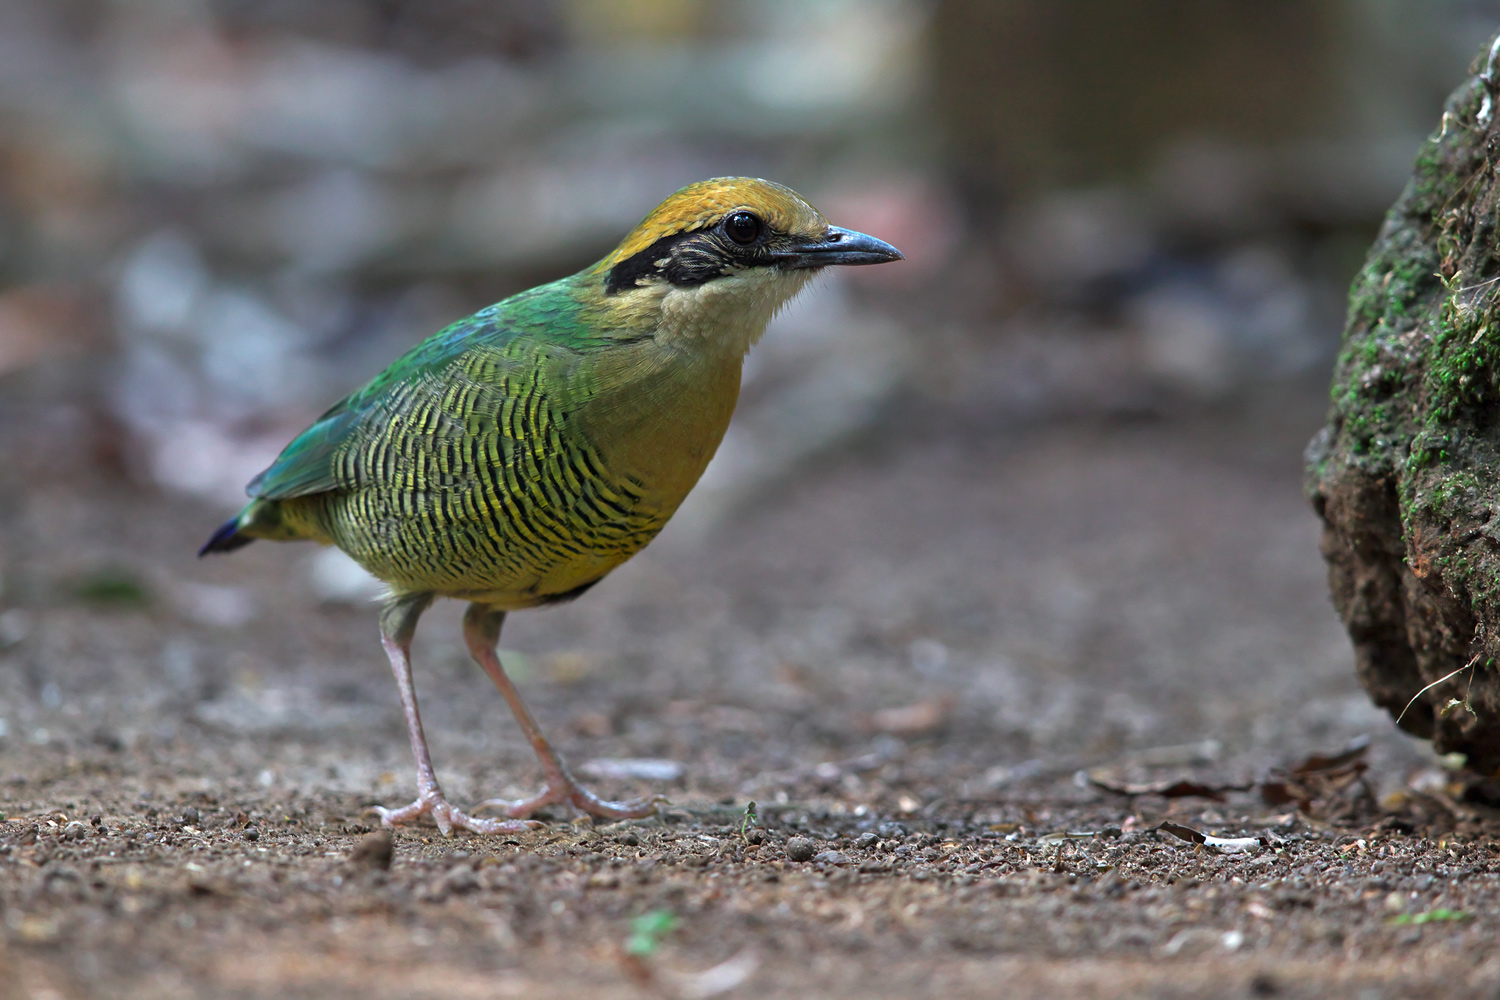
[[179, 807, 200, 827], [745, 829, 765, 845], [242, 826, 260, 842], [350, 829, 395, 870], [441, 866, 478, 893], [617, 831, 640, 847], [854, 832, 878, 850], [785, 837, 817, 862], [1249, 973, 1280, 997], [812, 850, 849, 865]]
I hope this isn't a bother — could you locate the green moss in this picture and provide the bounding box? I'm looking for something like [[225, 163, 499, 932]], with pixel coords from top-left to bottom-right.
[[1344, 239, 1439, 337], [1337, 68, 1500, 624], [1422, 298, 1500, 423], [1407, 467, 1483, 521], [1309, 55, 1500, 750]]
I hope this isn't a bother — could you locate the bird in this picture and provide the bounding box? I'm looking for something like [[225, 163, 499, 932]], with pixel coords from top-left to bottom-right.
[[199, 177, 904, 835]]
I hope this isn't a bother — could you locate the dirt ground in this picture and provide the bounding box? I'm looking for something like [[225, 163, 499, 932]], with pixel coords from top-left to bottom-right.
[[2, 374, 1499, 999]]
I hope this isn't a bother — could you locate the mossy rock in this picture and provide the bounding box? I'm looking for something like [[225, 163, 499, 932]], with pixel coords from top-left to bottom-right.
[[1309, 33, 1500, 773]]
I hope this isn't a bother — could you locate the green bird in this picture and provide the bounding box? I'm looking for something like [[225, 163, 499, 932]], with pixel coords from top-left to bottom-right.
[[200, 177, 904, 835]]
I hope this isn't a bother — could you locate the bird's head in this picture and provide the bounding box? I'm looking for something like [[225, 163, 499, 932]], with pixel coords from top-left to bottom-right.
[[590, 177, 903, 353]]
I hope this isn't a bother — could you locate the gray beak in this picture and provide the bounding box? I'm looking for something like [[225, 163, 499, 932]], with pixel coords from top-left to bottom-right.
[[771, 226, 905, 269]]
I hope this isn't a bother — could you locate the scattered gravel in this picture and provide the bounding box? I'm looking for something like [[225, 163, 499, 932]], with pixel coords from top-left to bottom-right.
[[785, 836, 818, 862], [2, 381, 1488, 998]]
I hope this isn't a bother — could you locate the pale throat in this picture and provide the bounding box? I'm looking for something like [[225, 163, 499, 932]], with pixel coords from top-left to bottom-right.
[[655, 268, 815, 357]]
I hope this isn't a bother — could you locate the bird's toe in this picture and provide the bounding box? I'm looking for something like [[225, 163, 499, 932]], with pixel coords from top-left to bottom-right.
[[372, 794, 538, 836]]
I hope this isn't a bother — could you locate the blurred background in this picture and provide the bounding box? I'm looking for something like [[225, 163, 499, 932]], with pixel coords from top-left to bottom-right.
[[1, 0, 1497, 804]]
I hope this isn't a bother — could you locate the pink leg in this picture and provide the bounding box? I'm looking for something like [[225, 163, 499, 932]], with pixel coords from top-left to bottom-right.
[[371, 594, 540, 837], [463, 603, 665, 821]]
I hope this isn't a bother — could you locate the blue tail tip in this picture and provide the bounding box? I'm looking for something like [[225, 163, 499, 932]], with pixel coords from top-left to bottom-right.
[[199, 518, 252, 557]]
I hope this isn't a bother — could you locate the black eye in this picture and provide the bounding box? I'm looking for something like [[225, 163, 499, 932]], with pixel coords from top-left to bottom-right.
[[724, 211, 762, 246]]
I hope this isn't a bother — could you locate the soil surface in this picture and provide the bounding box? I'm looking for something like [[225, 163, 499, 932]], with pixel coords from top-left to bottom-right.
[[3, 376, 1499, 999]]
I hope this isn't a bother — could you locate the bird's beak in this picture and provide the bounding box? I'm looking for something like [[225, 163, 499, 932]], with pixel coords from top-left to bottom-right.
[[771, 226, 905, 269]]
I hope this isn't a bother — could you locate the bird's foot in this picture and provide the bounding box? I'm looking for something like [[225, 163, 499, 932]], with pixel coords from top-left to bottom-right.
[[477, 777, 667, 822], [372, 793, 543, 837]]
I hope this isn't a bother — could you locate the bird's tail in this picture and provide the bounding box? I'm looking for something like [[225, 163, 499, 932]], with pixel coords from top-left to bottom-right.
[[199, 498, 324, 556], [198, 516, 255, 557]]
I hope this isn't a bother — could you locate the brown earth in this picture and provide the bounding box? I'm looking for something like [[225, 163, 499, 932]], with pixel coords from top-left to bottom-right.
[[2, 375, 1499, 999]]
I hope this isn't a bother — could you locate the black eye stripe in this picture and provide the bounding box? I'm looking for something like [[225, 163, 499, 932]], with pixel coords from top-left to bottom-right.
[[606, 230, 699, 294], [605, 217, 776, 294]]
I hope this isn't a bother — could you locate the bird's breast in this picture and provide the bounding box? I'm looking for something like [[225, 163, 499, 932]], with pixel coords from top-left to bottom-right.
[[574, 343, 743, 513]]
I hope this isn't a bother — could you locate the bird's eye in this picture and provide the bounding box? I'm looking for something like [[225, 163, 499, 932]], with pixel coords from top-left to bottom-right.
[[723, 211, 762, 246]]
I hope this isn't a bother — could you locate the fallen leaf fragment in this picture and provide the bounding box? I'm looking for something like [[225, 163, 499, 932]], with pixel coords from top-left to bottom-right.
[[1153, 821, 1262, 854], [1292, 735, 1371, 774], [669, 949, 760, 1000], [1261, 736, 1372, 814], [866, 697, 956, 735], [1088, 773, 1243, 801], [1155, 821, 1207, 844]]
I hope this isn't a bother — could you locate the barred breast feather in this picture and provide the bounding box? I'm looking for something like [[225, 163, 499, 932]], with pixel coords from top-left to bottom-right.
[[235, 278, 742, 608]]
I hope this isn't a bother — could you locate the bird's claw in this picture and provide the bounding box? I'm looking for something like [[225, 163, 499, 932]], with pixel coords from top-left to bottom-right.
[[370, 794, 543, 836], [476, 780, 667, 822]]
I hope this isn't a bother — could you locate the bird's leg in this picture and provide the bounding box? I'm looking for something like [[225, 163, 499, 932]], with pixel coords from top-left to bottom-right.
[[464, 603, 665, 821], [371, 593, 541, 836]]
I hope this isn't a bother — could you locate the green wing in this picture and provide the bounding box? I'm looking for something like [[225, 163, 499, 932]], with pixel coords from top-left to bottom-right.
[[246, 283, 582, 501], [246, 408, 363, 501]]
